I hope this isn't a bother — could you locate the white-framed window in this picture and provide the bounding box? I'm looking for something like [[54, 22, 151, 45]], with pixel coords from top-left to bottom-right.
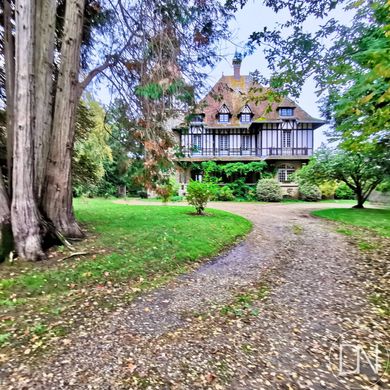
[[192, 134, 202, 151], [219, 134, 229, 150], [241, 135, 251, 150], [279, 108, 294, 116], [219, 113, 230, 123], [277, 164, 295, 183], [240, 113, 251, 123], [282, 130, 292, 148]]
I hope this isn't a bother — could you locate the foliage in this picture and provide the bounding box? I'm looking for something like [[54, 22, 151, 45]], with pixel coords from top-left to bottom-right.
[[225, 178, 251, 199], [296, 146, 390, 207], [195, 161, 267, 178], [73, 99, 147, 198], [241, 0, 389, 151], [312, 208, 390, 237], [324, 1, 390, 149], [0, 199, 251, 355], [73, 98, 112, 190], [256, 179, 283, 202], [156, 177, 179, 203], [335, 183, 355, 200], [319, 181, 337, 199], [138, 190, 148, 199], [192, 161, 268, 200], [376, 180, 390, 193], [216, 186, 235, 201], [299, 183, 322, 202], [186, 180, 215, 214], [171, 195, 184, 202]]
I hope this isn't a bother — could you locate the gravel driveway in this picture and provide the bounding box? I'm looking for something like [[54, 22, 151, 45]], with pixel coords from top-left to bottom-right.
[[1, 201, 389, 389]]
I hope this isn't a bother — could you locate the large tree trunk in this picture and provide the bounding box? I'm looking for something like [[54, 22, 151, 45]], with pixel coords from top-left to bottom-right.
[[353, 187, 365, 209], [34, 0, 56, 201], [11, 0, 45, 260], [43, 0, 85, 238], [0, 176, 12, 262], [4, 0, 15, 194]]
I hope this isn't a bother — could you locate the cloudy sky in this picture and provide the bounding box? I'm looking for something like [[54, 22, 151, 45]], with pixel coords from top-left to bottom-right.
[[203, 1, 354, 149]]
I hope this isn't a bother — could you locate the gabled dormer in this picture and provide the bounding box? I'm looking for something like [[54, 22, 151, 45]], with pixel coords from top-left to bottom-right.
[[217, 104, 231, 123], [238, 104, 253, 124]]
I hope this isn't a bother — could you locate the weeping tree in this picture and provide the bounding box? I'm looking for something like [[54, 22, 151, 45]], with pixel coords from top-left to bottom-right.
[[0, 0, 231, 261]]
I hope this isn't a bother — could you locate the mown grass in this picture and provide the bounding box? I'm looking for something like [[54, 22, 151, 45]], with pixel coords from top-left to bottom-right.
[[0, 199, 251, 354], [311, 208, 390, 237], [0, 199, 251, 300]]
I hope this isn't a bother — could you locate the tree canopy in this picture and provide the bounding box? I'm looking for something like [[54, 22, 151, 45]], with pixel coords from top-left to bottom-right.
[[296, 144, 390, 207]]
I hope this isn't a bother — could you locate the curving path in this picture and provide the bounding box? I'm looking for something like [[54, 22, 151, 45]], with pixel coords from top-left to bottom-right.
[[1, 201, 388, 389]]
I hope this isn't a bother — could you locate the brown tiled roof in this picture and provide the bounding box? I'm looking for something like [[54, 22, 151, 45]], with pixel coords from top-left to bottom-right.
[[197, 75, 325, 128]]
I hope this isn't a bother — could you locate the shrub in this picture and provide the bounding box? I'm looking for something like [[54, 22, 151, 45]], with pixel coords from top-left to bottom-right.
[[138, 190, 148, 199], [186, 180, 214, 214], [299, 183, 322, 201], [171, 195, 184, 202], [334, 183, 355, 199], [319, 181, 337, 199], [256, 179, 283, 202], [216, 186, 235, 201], [156, 178, 179, 203]]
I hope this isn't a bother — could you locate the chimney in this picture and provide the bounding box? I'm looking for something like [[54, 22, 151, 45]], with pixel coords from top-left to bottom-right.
[[232, 51, 242, 80]]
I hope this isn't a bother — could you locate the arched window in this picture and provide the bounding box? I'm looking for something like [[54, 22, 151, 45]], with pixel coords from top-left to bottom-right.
[[277, 164, 295, 183]]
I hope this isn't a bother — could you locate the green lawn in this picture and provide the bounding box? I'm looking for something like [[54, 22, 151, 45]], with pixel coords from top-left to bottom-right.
[[0, 199, 251, 355], [312, 208, 390, 237]]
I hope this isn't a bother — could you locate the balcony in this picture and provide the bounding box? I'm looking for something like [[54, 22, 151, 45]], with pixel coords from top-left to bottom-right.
[[178, 147, 312, 159]]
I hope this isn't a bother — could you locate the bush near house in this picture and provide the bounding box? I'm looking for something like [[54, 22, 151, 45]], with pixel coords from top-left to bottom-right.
[[299, 183, 322, 201], [186, 180, 216, 214], [216, 186, 235, 201], [191, 161, 270, 201], [256, 179, 283, 202]]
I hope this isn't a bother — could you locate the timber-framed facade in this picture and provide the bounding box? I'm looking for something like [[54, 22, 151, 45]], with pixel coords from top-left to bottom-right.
[[173, 54, 325, 198]]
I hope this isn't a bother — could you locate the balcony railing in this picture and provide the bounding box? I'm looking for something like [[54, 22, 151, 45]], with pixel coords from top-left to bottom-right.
[[180, 147, 312, 158]]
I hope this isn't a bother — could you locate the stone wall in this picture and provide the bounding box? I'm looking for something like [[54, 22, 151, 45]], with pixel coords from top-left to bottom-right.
[[368, 190, 390, 206]]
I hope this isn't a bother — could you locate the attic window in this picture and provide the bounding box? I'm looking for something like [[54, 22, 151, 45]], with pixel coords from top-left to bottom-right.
[[279, 108, 294, 117], [219, 114, 230, 123], [240, 105, 252, 123], [240, 114, 251, 123]]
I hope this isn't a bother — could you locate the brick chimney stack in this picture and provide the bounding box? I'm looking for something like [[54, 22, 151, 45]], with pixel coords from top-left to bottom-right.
[[232, 51, 242, 80]]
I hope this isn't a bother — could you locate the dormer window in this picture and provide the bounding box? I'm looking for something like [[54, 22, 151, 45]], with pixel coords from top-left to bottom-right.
[[279, 107, 294, 117], [218, 104, 231, 123], [239, 104, 252, 123], [219, 113, 230, 123], [240, 114, 251, 123]]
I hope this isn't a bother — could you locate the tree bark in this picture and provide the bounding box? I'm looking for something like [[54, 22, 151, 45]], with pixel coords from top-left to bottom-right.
[[0, 175, 12, 262], [11, 0, 45, 260], [43, 0, 86, 238], [353, 186, 365, 208], [34, 0, 56, 201], [4, 0, 15, 194]]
